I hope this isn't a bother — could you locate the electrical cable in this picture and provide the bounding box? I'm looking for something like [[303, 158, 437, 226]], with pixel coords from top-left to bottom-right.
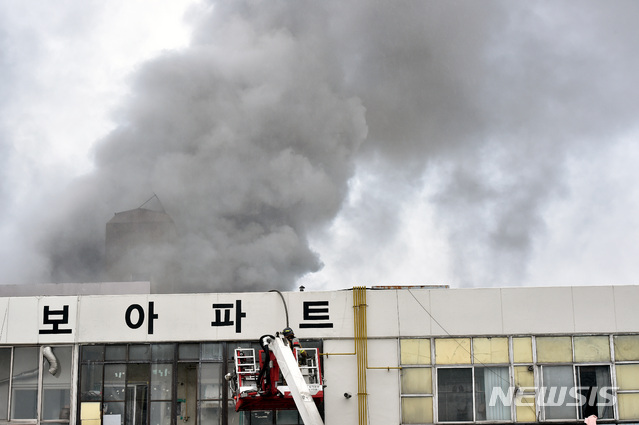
[[269, 289, 289, 327], [406, 288, 537, 420]]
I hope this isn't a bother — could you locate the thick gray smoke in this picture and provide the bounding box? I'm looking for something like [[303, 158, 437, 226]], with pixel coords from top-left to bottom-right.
[[36, 2, 367, 292], [8, 1, 639, 290]]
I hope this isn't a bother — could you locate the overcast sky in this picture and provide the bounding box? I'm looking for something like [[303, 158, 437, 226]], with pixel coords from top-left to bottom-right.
[[1, 1, 639, 292]]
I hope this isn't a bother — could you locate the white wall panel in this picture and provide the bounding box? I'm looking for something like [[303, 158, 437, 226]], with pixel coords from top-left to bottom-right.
[[6, 297, 39, 343], [430, 288, 503, 335], [614, 285, 639, 332], [0, 286, 637, 344], [366, 290, 399, 337], [0, 298, 8, 343], [572, 286, 616, 333], [366, 339, 400, 425], [397, 289, 432, 336], [323, 339, 358, 425], [501, 287, 575, 334]]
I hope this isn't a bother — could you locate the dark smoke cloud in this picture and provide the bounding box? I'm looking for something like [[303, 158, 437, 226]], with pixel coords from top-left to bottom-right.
[[36, 4, 367, 291], [5, 0, 639, 290]]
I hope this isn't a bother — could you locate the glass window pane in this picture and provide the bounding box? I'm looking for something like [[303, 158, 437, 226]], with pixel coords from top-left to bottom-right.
[[42, 346, 73, 420], [129, 345, 151, 361], [81, 364, 103, 401], [473, 338, 509, 364], [437, 368, 473, 421], [514, 366, 534, 390], [104, 401, 125, 425], [199, 401, 220, 425], [249, 410, 272, 425], [11, 346, 38, 419], [227, 402, 241, 425], [202, 343, 223, 361], [200, 364, 222, 400], [618, 393, 639, 420], [475, 367, 511, 421], [542, 365, 575, 419], [151, 364, 172, 400], [536, 337, 572, 363], [402, 396, 433, 424], [402, 368, 431, 394], [513, 337, 533, 363], [615, 335, 639, 361], [435, 339, 471, 365], [577, 365, 613, 419], [617, 364, 639, 390], [82, 345, 105, 362], [104, 364, 127, 401], [401, 339, 431, 365], [106, 345, 127, 361], [574, 336, 610, 362], [126, 364, 150, 425], [179, 344, 199, 360], [152, 345, 174, 362], [150, 401, 172, 425], [276, 409, 301, 424], [0, 348, 10, 420]]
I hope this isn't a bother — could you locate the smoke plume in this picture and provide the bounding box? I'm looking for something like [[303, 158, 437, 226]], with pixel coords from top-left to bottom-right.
[[5, 1, 639, 290]]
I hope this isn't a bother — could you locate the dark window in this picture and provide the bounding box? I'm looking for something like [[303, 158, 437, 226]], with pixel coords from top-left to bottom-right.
[[438, 368, 473, 421], [577, 365, 613, 419]]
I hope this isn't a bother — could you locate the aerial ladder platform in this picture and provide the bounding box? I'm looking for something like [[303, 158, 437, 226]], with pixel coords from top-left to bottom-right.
[[228, 334, 324, 425]]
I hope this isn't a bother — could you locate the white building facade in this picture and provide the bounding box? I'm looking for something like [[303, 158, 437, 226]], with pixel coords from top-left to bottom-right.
[[1, 285, 639, 425]]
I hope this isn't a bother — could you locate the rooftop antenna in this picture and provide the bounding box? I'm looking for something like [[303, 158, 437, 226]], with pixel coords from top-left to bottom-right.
[[138, 193, 166, 212]]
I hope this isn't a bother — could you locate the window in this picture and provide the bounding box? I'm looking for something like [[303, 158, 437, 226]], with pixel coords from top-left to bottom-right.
[[614, 335, 639, 420], [541, 365, 574, 420], [400, 339, 433, 424], [436, 367, 511, 422], [437, 368, 473, 421], [422, 334, 639, 423], [576, 366, 613, 419], [0, 346, 73, 424], [78, 341, 320, 425], [0, 348, 10, 420]]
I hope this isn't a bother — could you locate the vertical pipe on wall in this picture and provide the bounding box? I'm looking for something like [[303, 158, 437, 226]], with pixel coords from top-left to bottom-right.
[[353, 286, 368, 425]]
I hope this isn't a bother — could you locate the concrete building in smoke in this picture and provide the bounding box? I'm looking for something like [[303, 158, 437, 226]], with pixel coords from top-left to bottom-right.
[[1, 284, 639, 425], [105, 200, 179, 293]]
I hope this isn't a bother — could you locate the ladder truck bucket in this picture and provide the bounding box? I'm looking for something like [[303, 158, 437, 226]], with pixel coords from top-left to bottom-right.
[[229, 334, 324, 425]]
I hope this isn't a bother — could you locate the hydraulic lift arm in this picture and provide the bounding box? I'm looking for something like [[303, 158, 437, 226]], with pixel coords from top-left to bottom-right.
[[268, 335, 325, 425]]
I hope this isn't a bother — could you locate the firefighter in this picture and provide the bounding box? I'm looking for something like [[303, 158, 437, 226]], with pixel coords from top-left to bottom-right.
[[282, 327, 308, 364]]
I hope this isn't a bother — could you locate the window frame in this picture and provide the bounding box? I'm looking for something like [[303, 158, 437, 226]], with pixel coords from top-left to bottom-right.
[[0, 345, 75, 425]]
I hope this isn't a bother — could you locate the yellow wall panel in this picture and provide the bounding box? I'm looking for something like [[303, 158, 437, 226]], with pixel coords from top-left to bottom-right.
[[574, 336, 610, 362], [513, 337, 533, 363], [402, 368, 432, 394], [402, 396, 433, 424], [536, 336, 572, 363], [514, 366, 535, 389], [616, 364, 639, 390], [615, 335, 639, 361], [401, 339, 431, 365], [473, 337, 509, 364], [618, 393, 639, 420], [435, 338, 471, 364], [515, 396, 536, 422]]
